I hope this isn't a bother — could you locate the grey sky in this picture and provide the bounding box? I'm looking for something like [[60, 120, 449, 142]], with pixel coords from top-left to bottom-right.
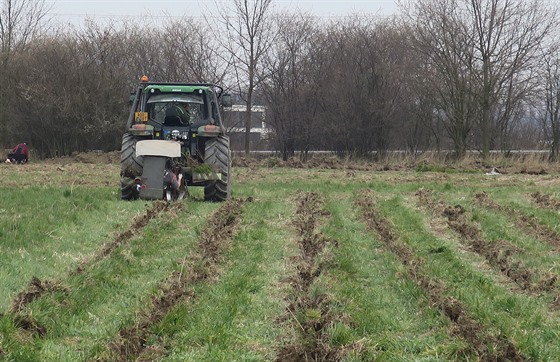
[[46, 0, 399, 22]]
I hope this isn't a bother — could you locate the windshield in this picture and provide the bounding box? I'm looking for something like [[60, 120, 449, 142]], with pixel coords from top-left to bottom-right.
[[146, 94, 204, 125]]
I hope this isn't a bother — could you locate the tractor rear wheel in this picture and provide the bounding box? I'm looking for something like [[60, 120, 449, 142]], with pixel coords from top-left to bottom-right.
[[204, 135, 231, 202], [120, 133, 143, 200], [120, 133, 143, 178]]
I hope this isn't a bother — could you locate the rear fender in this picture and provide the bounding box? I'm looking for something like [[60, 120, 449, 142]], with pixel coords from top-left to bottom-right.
[[129, 124, 154, 137], [197, 124, 224, 137]]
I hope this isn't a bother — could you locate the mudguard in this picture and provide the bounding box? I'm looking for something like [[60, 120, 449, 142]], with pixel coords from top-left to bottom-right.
[[136, 140, 181, 158]]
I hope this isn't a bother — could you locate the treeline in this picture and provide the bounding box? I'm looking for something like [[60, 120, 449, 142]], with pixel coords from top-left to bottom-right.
[[0, 8, 228, 158], [1, 0, 559, 160]]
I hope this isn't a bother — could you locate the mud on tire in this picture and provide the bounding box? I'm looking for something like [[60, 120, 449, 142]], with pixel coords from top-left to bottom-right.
[[120, 177, 139, 200], [204, 135, 231, 202]]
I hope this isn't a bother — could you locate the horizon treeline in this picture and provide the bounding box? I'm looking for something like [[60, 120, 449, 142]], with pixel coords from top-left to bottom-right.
[[1, 0, 559, 160]]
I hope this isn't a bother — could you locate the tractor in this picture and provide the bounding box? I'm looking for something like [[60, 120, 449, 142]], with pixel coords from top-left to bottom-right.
[[120, 76, 232, 201]]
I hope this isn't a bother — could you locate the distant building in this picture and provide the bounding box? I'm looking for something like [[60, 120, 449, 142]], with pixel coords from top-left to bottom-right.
[[222, 104, 271, 151]]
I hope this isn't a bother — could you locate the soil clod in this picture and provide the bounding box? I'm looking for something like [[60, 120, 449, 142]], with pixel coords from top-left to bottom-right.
[[13, 314, 47, 338], [9, 276, 68, 314]]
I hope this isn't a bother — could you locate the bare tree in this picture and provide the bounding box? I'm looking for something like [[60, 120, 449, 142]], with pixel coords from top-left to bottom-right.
[[261, 12, 318, 159], [262, 15, 419, 158], [317, 19, 406, 156], [401, 0, 557, 158], [469, 0, 556, 157], [403, 0, 483, 157], [4, 15, 237, 156], [539, 43, 560, 160], [8, 22, 137, 157], [161, 19, 228, 83], [212, 0, 276, 155], [0, 0, 50, 148], [0, 0, 50, 63]]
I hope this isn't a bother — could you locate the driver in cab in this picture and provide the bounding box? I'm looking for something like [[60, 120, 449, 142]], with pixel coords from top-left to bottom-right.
[[175, 103, 191, 124], [165, 102, 191, 126]]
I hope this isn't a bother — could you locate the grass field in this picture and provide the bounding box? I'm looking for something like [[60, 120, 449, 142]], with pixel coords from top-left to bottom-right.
[[1, 157, 560, 361]]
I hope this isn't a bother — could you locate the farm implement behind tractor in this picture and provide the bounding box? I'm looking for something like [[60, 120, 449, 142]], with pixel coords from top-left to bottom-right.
[[120, 76, 232, 202]]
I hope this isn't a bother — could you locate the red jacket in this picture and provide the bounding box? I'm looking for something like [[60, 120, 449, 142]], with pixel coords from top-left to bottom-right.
[[12, 143, 29, 159]]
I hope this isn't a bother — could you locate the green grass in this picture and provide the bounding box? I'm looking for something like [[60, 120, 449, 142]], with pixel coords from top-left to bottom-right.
[[2, 162, 560, 360], [323, 192, 466, 361], [0, 186, 146, 311], [160, 197, 294, 361], [2, 200, 219, 361], [377, 195, 560, 361]]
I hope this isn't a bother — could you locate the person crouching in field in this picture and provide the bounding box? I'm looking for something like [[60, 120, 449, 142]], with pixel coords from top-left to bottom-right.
[[5, 142, 29, 164]]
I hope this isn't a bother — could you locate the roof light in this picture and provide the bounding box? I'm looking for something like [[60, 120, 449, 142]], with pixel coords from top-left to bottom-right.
[[140, 75, 149, 82]]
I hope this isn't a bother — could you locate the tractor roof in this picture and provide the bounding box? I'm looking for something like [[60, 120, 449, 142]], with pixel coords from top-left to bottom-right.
[[147, 93, 204, 104], [142, 82, 224, 96]]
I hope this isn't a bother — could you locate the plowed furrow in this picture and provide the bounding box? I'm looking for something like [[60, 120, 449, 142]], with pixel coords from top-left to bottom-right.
[[416, 189, 554, 295], [358, 190, 525, 362], [276, 192, 340, 362], [475, 191, 560, 251], [74, 200, 177, 275], [109, 198, 245, 362], [9, 201, 175, 317]]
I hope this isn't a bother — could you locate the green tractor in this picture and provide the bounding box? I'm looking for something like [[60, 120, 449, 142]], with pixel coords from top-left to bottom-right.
[[120, 76, 232, 201]]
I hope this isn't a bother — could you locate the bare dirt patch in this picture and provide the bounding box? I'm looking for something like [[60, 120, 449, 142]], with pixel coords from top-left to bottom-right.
[[109, 198, 245, 362], [12, 314, 47, 338], [530, 191, 560, 211], [520, 168, 548, 175], [358, 190, 525, 361], [276, 192, 341, 362], [0, 312, 46, 341], [42, 151, 120, 165], [473, 192, 560, 305], [234, 155, 409, 172], [9, 277, 69, 314]]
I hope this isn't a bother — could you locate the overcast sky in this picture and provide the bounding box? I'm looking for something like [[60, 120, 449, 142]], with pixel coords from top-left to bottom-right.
[[46, 0, 399, 23]]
